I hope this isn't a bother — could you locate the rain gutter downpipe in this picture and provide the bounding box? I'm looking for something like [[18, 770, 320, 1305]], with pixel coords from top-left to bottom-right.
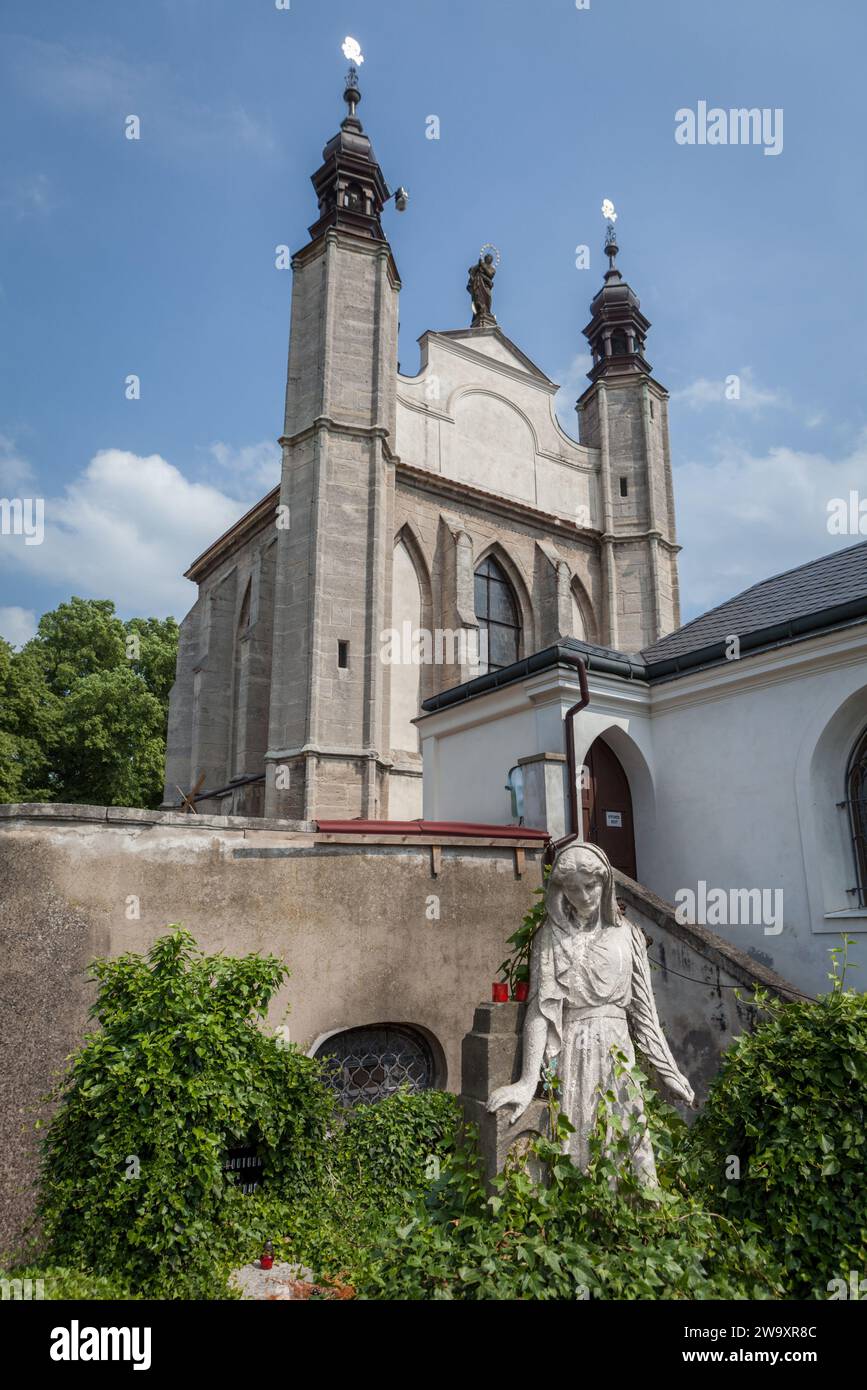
[[545, 650, 590, 865]]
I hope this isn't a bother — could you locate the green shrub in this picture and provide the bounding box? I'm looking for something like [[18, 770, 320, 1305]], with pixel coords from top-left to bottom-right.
[[687, 983, 867, 1298], [356, 1063, 783, 1301], [1, 1265, 140, 1300], [32, 927, 866, 1301], [37, 929, 333, 1297], [222, 1089, 463, 1290], [335, 1088, 459, 1191]]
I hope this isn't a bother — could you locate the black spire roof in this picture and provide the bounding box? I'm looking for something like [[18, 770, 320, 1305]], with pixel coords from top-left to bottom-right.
[[307, 62, 391, 242], [582, 226, 652, 382]]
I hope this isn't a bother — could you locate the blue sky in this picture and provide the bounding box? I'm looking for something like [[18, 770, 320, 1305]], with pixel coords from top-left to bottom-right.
[[1, 0, 866, 645]]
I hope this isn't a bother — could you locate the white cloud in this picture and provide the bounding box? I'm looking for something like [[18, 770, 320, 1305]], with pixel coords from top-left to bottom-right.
[[0, 606, 37, 648], [0, 435, 35, 491], [675, 431, 867, 617], [554, 353, 593, 434], [0, 449, 251, 619], [672, 366, 786, 415], [207, 439, 280, 496]]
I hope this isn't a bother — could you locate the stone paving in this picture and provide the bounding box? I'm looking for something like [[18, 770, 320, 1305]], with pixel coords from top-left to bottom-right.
[[230, 1261, 316, 1301]]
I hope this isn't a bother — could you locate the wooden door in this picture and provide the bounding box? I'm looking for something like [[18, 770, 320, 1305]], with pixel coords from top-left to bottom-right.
[[581, 736, 637, 879]]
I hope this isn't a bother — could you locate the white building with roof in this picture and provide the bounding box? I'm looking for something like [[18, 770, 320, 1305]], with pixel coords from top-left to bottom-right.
[[419, 541, 867, 998]]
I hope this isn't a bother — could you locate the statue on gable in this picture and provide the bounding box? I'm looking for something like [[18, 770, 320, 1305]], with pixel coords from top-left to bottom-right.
[[467, 247, 498, 327], [487, 842, 695, 1183]]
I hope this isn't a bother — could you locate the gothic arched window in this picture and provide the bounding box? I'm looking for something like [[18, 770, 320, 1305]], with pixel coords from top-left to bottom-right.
[[846, 727, 867, 907], [474, 555, 521, 672]]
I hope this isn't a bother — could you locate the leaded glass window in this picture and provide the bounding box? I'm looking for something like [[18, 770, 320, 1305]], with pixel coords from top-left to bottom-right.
[[474, 556, 521, 672]]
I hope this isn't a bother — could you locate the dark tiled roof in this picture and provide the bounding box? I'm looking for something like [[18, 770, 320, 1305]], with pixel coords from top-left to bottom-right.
[[642, 540, 867, 664], [420, 542, 867, 713]]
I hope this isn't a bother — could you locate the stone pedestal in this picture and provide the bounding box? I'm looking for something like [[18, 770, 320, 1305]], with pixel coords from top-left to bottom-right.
[[460, 1001, 547, 1186]]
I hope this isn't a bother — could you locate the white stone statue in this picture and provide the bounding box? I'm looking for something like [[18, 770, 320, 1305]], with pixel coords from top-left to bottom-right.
[[487, 842, 695, 1183]]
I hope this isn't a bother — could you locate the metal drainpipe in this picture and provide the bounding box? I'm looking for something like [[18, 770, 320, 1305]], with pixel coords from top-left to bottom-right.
[[544, 650, 590, 866]]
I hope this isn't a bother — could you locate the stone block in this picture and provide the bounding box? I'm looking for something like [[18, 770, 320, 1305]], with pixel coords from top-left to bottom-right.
[[459, 1000, 547, 1187]]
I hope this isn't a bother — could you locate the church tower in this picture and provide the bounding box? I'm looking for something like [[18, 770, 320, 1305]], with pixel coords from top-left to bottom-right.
[[264, 60, 401, 819], [576, 226, 680, 652]]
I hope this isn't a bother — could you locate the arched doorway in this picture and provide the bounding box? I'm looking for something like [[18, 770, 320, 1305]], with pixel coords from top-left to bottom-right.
[[313, 1024, 435, 1107], [581, 735, 637, 879]]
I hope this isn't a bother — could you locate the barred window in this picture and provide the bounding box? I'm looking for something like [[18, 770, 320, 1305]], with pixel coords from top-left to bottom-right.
[[846, 727, 867, 908], [314, 1025, 434, 1108]]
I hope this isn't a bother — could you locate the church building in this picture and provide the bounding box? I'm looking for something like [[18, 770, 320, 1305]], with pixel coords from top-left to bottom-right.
[[163, 62, 680, 822]]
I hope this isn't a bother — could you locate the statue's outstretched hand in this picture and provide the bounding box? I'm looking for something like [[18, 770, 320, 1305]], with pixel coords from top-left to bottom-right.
[[665, 1074, 696, 1108], [486, 1081, 536, 1124]]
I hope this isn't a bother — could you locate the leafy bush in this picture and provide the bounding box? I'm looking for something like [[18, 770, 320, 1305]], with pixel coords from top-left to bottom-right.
[[29, 928, 866, 1301], [213, 1089, 462, 1291], [686, 981, 867, 1298], [498, 875, 546, 993], [37, 929, 333, 1296], [356, 1062, 783, 1301], [1, 1265, 140, 1300], [336, 1088, 459, 1191]]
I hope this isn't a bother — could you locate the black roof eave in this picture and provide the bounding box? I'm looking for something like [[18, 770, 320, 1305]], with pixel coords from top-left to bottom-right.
[[419, 597, 867, 715]]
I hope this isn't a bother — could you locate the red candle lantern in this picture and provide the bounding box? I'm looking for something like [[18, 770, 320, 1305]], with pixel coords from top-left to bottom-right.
[[513, 981, 529, 1002], [260, 1240, 274, 1271], [492, 982, 509, 1003]]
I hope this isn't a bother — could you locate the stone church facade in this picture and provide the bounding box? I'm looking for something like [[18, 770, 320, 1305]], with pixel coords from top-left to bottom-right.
[[163, 68, 680, 822]]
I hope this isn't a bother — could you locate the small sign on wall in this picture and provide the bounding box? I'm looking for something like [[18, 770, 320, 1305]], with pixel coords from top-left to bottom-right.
[[223, 1145, 264, 1194], [604, 810, 622, 828]]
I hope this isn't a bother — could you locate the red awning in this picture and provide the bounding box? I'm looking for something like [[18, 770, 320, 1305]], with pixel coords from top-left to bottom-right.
[[314, 819, 549, 840]]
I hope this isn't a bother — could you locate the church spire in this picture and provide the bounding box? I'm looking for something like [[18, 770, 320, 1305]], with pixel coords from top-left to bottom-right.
[[583, 223, 652, 382], [307, 40, 392, 243]]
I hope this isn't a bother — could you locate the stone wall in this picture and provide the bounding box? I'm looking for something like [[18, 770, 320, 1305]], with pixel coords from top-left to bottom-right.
[[1, 802, 804, 1258], [0, 804, 545, 1258], [0, 805, 801, 1253]]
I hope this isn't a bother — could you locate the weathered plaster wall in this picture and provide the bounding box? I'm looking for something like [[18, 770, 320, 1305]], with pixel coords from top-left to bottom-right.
[[0, 805, 798, 1258], [0, 805, 543, 1257]]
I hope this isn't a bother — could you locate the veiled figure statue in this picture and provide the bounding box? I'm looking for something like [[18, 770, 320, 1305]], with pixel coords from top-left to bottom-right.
[[487, 842, 694, 1184], [467, 252, 496, 326]]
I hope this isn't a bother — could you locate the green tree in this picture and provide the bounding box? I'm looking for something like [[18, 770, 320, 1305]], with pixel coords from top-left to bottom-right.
[[0, 636, 58, 799], [54, 666, 167, 807], [126, 615, 180, 713], [36, 597, 127, 694], [0, 597, 179, 807]]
